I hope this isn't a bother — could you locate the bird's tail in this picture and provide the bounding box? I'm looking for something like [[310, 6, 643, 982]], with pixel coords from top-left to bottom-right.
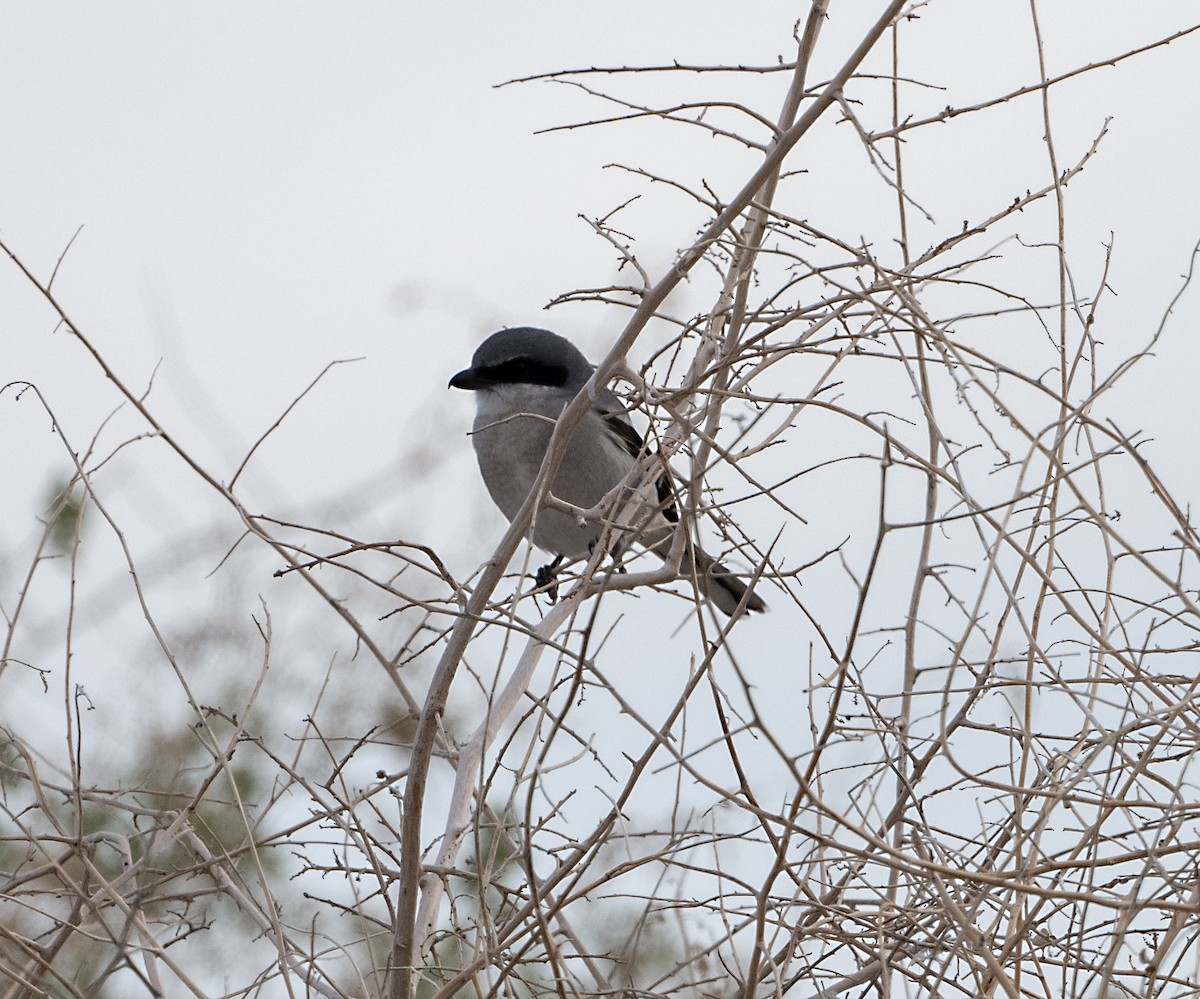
[[629, 505, 767, 619], [690, 547, 768, 618]]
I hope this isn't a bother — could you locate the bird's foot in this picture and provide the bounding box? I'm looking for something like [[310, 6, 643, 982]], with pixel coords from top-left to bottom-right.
[[535, 555, 565, 603]]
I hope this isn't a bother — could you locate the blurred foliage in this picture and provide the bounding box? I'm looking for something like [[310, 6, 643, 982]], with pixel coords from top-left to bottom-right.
[[42, 477, 85, 558]]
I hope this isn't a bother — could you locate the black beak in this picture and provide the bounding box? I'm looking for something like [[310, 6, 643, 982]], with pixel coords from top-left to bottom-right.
[[449, 367, 486, 391]]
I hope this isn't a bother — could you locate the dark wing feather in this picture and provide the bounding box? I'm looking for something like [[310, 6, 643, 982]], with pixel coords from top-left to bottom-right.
[[601, 409, 680, 524], [601, 408, 647, 459]]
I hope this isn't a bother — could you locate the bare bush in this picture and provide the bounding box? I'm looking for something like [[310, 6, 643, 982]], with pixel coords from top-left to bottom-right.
[[5, 4, 1200, 998]]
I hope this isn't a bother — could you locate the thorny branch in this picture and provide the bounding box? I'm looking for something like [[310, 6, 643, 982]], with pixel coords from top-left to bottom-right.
[[5, 4, 1200, 999]]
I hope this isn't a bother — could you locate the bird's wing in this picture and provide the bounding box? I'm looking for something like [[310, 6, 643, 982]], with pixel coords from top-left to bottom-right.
[[600, 406, 647, 459], [600, 406, 680, 525]]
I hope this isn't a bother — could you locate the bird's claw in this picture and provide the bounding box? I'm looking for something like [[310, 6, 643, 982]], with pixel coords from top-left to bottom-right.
[[535, 556, 564, 603]]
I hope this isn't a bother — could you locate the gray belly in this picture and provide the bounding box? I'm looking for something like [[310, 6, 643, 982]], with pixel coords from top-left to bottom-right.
[[472, 410, 630, 557]]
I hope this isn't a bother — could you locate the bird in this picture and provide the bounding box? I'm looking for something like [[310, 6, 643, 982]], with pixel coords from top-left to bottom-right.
[[449, 326, 766, 617]]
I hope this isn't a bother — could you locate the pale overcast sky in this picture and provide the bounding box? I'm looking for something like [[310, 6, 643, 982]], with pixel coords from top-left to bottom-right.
[[5, 0, 1200, 740]]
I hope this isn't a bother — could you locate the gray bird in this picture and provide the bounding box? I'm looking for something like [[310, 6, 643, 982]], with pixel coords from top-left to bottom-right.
[[449, 327, 766, 617]]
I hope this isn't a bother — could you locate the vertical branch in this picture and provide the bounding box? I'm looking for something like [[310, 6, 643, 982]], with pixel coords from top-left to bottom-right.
[[887, 8, 940, 914]]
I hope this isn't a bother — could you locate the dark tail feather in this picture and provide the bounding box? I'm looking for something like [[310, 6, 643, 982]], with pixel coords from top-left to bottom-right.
[[642, 527, 768, 618], [695, 551, 768, 618]]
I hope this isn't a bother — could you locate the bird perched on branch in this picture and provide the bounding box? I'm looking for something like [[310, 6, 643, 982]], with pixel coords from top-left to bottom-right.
[[449, 326, 766, 617]]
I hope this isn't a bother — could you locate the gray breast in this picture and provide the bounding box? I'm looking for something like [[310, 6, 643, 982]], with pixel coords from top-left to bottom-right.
[[471, 386, 636, 557]]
